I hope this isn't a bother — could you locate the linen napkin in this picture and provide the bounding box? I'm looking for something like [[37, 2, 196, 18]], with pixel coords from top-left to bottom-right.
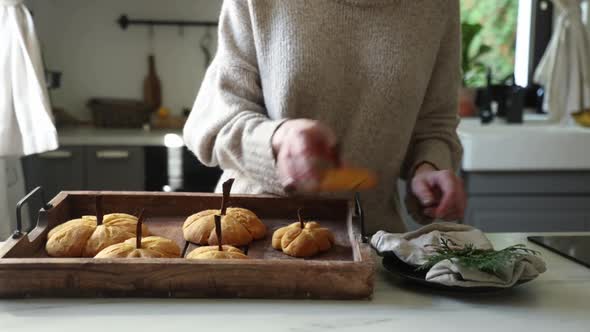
[[371, 223, 546, 288]]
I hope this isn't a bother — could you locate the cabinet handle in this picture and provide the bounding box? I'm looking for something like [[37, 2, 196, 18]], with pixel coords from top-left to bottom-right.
[[6, 165, 18, 187], [39, 150, 73, 159], [96, 150, 130, 160]]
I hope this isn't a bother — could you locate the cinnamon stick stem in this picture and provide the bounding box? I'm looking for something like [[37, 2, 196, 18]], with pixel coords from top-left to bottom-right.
[[136, 209, 145, 249], [220, 178, 234, 215], [96, 195, 103, 226], [214, 214, 222, 251], [297, 208, 304, 229]]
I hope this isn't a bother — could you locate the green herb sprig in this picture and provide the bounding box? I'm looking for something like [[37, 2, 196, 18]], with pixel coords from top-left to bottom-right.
[[417, 238, 540, 274]]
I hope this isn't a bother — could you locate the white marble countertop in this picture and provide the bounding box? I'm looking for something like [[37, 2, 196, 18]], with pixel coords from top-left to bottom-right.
[[58, 127, 183, 147], [1, 233, 589, 331]]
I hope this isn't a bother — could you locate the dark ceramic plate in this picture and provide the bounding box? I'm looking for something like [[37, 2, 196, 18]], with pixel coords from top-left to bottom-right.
[[382, 254, 530, 293]]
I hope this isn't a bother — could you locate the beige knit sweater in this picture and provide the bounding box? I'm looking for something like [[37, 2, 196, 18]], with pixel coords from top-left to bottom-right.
[[184, 0, 463, 234]]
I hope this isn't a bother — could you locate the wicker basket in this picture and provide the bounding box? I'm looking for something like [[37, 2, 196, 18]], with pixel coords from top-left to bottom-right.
[[88, 98, 152, 128]]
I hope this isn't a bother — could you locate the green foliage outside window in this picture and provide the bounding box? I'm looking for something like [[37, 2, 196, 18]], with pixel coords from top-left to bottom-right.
[[460, 0, 519, 87]]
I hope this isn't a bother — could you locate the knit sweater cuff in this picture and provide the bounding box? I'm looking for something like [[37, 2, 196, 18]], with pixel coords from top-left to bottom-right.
[[406, 139, 454, 179], [405, 139, 456, 225], [242, 119, 288, 187]]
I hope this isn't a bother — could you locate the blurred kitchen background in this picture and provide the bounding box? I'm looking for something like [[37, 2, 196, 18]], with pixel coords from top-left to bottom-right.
[[1, 0, 590, 238]]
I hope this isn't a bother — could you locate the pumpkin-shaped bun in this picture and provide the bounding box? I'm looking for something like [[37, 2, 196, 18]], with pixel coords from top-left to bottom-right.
[[95, 236, 180, 258], [183, 208, 265, 246], [186, 245, 248, 260], [272, 221, 334, 258], [46, 213, 150, 257]]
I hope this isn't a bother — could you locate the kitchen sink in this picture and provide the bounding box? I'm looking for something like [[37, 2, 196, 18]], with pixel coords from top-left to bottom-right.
[[458, 116, 590, 171]]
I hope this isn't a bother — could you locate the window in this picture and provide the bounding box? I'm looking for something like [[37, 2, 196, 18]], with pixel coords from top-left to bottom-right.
[[460, 0, 519, 87]]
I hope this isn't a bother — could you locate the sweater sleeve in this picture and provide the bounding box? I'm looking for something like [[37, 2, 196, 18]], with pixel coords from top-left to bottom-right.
[[183, 0, 286, 192], [402, 1, 463, 225], [401, 1, 463, 180]]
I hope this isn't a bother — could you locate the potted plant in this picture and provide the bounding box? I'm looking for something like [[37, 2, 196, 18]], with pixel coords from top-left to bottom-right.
[[459, 22, 492, 117]]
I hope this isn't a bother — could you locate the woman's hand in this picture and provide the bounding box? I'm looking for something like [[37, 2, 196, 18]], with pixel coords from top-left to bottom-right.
[[410, 163, 466, 221], [272, 119, 339, 192]]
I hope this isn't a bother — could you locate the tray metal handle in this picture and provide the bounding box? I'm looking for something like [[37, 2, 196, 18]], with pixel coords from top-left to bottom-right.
[[13, 186, 52, 239], [354, 192, 368, 243]]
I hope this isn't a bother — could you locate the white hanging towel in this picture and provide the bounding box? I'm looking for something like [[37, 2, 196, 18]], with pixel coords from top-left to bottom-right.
[[534, 0, 590, 125], [0, 0, 58, 157]]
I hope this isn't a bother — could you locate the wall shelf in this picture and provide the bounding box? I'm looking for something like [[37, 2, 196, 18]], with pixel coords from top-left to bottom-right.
[[117, 14, 217, 30]]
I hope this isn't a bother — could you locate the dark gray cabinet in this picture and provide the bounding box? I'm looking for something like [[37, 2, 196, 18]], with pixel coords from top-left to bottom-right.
[[22, 147, 85, 200], [20, 143, 221, 230], [23, 146, 145, 196], [85, 147, 144, 191], [466, 196, 590, 232], [23, 145, 222, 197], [463, 172, 590, 232]]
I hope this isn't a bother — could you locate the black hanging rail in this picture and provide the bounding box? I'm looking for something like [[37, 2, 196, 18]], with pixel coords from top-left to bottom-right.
[[117, 14, 217, 30]]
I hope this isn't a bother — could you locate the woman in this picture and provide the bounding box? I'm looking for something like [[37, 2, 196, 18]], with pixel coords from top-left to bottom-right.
[[184, 0, 466, 234]]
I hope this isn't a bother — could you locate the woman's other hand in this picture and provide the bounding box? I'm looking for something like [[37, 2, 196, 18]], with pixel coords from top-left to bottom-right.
[[272, 119, 339, 192], [410, 163, 466, 221]]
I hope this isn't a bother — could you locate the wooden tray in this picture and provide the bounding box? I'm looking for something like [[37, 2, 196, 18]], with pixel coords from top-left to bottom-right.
[[0, 191, 374, 299]]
